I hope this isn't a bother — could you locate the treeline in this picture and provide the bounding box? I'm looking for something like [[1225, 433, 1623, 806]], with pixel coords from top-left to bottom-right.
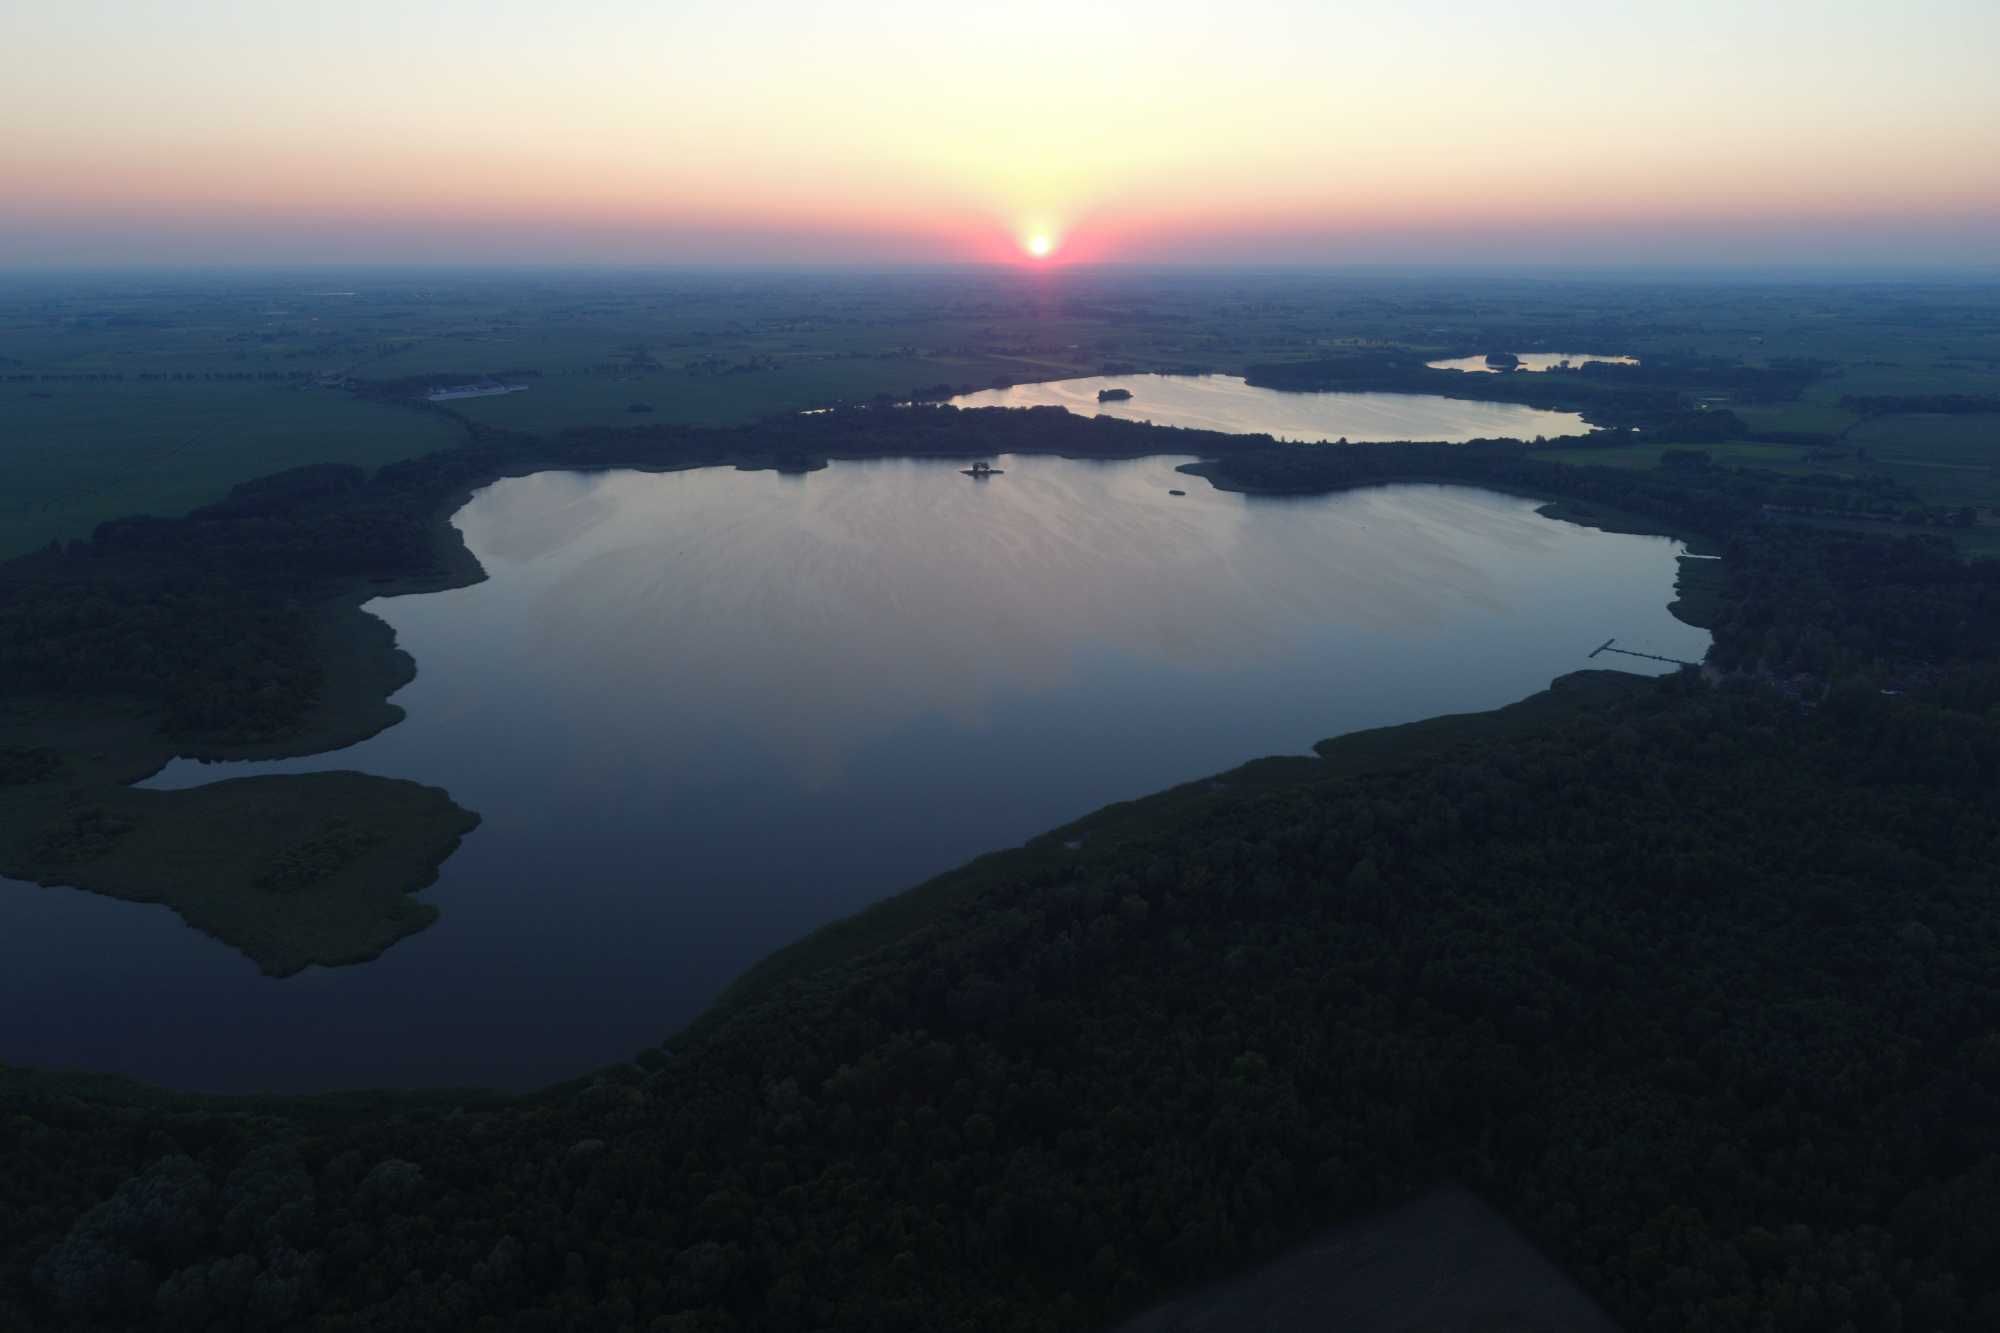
[[0, 573, 320, 740], [1704, 525, 2000, 678], [1196, 437, 1846, 538]]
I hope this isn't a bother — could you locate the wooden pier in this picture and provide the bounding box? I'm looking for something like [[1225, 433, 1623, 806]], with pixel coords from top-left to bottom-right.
[[1589, 638, 1698, 668]]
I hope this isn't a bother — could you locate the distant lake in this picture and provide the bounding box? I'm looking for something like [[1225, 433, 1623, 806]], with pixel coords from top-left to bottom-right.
[[0, 457, 1706, 1092], [946, 374, 1592, 441], [1425, 353, 1640, 374]]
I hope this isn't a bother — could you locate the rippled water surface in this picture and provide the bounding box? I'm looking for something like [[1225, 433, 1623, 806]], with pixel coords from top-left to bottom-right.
[[1, 457, 1706, 1090]]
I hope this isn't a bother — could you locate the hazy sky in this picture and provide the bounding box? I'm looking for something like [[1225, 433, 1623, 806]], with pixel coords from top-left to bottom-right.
[[5, 0, 1997, 266]]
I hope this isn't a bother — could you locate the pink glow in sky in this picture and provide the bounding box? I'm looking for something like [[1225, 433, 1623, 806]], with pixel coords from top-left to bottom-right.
[[5, 0, 1997, 266]]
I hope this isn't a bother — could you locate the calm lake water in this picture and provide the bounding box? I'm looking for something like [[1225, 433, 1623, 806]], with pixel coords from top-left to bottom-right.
[[0, 457, 1707, 1091], [946, 374, 1592, 441], [1425, 353, 1640, 374]]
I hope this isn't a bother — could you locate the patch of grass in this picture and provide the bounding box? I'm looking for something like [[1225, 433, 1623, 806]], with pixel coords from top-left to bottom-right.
[[1734, 402, 1860, 435], [1840, 413, 2000, 520], [1811, 360, 2000, 402], [0, 382, 460, 558], [1848, 413, 2000, 468]]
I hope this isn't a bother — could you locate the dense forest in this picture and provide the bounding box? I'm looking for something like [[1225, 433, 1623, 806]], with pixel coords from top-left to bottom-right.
[[4, 401, 2000, 1329]]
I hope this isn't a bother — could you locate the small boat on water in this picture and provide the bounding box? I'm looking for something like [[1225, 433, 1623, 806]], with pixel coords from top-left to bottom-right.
[[962, 460, 1004, 477]]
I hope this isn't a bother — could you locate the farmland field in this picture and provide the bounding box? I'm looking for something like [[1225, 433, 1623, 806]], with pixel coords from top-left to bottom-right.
[[0, 381, 460, 558]]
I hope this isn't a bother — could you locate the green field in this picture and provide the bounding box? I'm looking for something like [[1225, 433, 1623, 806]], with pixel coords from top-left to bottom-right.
[[1732, 401, 1860, 434], [0, 381, 460, 559], [1808, 359, 2000, 401], [1535, 417, 1997, 488], [1849, 411, 2000, 466], [1530, 419, 2000, 556], [1854, 415, 2000, 534]]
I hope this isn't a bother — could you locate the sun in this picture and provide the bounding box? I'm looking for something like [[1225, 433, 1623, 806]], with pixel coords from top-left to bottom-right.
[[1025, 232, 1055, 259]]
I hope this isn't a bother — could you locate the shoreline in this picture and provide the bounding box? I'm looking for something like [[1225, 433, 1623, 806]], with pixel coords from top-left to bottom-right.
[[278, 443, 1718, 786], [0, 410, 1725, 1048]]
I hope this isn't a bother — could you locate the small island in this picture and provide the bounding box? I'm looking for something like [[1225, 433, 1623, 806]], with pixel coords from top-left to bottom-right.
[[1483, 351, 1521, 370], [1097, 387, 1134, 402], [0, 766, 479, 976]]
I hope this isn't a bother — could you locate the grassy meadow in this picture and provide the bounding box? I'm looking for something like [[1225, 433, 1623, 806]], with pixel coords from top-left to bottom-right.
[[0, 382, 459, 559]]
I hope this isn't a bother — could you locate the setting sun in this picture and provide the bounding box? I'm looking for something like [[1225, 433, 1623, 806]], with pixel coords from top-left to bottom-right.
[[1025, 232, 1055, 259]]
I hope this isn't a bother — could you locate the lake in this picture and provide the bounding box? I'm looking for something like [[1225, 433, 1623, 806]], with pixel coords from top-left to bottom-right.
[[0, 456, 1707, 1091], [945, 374, 1592, 441], [1425, 353, 1640, 374]]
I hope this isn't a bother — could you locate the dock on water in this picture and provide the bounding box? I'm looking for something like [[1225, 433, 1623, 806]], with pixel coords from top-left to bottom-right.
[[1589, 638, 1699, 668]]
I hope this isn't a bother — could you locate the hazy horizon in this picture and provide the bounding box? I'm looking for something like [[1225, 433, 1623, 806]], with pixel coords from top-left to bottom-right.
[[7, 0, 1997, 269], [4, 260, 1999, 282]]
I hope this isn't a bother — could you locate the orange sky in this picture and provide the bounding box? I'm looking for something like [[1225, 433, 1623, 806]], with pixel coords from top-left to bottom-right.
[[4, 0, 1997, 265]]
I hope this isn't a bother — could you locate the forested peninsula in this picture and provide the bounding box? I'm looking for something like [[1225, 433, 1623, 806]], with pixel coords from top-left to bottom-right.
[[1241, 347, 1825, 433], [4, 397, 2000, 1329]]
